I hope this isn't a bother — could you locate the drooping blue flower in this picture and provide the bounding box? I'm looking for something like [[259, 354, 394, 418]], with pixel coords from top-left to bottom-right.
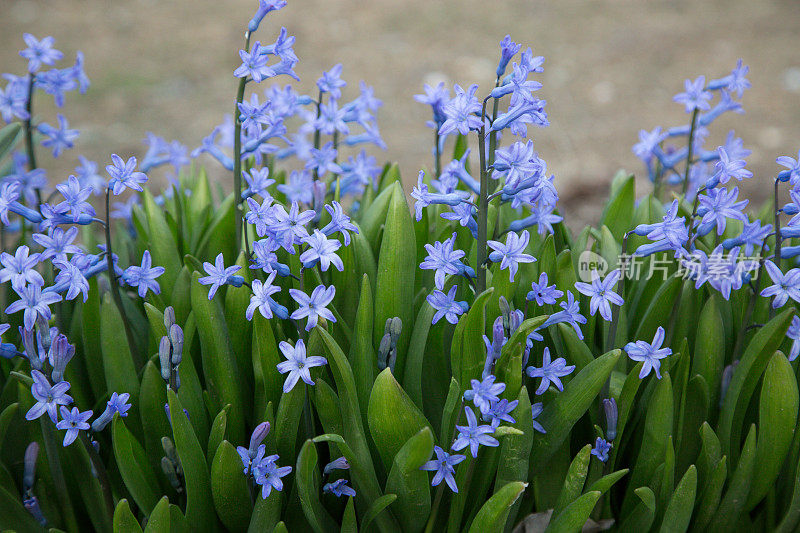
[[122, 250, 165, 298], [199, 253, 243, 299], [438, 84, 482, 136], [452, 406, 499, 458], [526, 347, 575, 395], [632, 127, 667, 163], [248, 0, 287, 32], [290, 285, 336, 331], [20, 34, 63, 72], [777, 151, 800, 184], [420, 445, 465, 493], [411, 171, 471, 222], [276, 338, 328, 392], [624, 326, 672, 379], [323, 479, 356, 498], [531, 402, 546, 433], [426, 285, 468, 325], [90, 392, 131, 432], [673, 75, 712, 113], [320, 201, 359, 246], [0, 80, 29, 123], [721, 217, 771, 257], [25, 370, 72, 423], [487, 230, 536, 282], [38, 114, 79, 158], [414, 82, 450, 128], [591, 437, 612, 463], [55, 406, 92, 447], [463, 374, 506, 416], [0, 245, 44, 290], [707, 59, 751, 98], [787, 316, 800, 363], [323, 457, 350, 476], [761, 260, 800, 309], [632, 200, 688, 257], [496, 35, 521, 78], [106, 154, 147, 195], [6, 283, 62, 331], [535, 290, 587, 340], [246, 273, 282, 321], [317, 64, 346, 99], [574, 269, 623, 322], [696, 186, 748, 236], [300, 230, 343, 272], [51, 258, 90, 302], [55, 175, 95, 222], [527, 272, 563, 305]]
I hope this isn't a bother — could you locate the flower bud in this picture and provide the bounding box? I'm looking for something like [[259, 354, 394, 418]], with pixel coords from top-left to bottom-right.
[[720, 361, 739, 407], [248, 421, 271, 458], [23, 442, 39, 491], [24, 495, 47, 525], [48, 334, 74, 383], [162, 436, 180, 466], [161, 456, 183, 491], [163, 306, 176, 329], [169, 324, 183, 365], [21, 327, 42, 370], [602, 398, 618, 441], [323, 456, 350, 476], [159, 336, 172, 381]]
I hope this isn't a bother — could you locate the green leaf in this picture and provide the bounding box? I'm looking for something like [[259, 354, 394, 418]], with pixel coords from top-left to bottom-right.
[[361, 494, 398, 531], [81, 278, 106, 398], [691, 457, 726, 532], [296, 440, 338, 533], [349, 274, 376, 417], [717, 308, 793, 459], [633, 274, 682, 342], [385, 427, 434, 532], [113, 499, 143, 533], [552, 445, 591, 518], [776, 453, 800, 532], [211, 441, 253, 532], [368, 368, 431, 470], [275, 379, 306, 460], [0, 122, 22, 163], [710, 425, 757, 531], [403, 300, 436, 410], [340, 497, 357, 533], [619, 487, 656, 531], [531, 350, 621, 465], [659, 465, 697, 533], [252, 313, 283, 414], [142, 188, 182, 297], [190, 271, 245, 443], [494, 386, 534, 523], [692, 298, 725, 408], [0, 484, 43, 532], [373, 182, 416, 379], [453, 287, 494, 388], [360, 184, 395, 257], [113, 417, 161, 514], [746, 352, 799, 509], [168, 390, 218, 532], [207, 406, 229, 468], [248, 489, 282, 533], [101, 293, 140, 418], [468, 481, 527, 533], [544, 491, 601, 533], [586, 468, 629, 495], [600, 171, 635, 239], [143, 497, 171, 533]]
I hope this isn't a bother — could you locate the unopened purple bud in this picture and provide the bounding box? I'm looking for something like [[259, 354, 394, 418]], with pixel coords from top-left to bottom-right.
[[248, 0, 287, 32], [163, 306, 176, 329], [49, 334, 74, 383], [9, 202, 43, 223], [36, 316, 51, 353], [159, 336, 171, 381], [0, 343, 16, 359], [24, 496, 47, 526], [784, 203, 799, 216], [23, 442, 39, 491], [510, 309, 524, 334], [227, 274, 245, 288], [248, 421, 271, 458], [781, 246, 800, 259], [323, 456, 350, 475], [492, 316, 504, 355], [21, 327, 41, 370], [720, 361, 739, 407], [602, 398, 618, 440], [169, 324, 183, 365]]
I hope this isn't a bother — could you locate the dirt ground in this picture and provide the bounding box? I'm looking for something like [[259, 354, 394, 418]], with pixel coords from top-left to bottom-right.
[[2, 0, 799, 227]]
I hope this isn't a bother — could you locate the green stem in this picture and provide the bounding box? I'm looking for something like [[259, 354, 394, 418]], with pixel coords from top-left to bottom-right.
[[311, 88, 323, 183], [680, 108, 699, 197], [423, 484, 445, 533], [24, 73, 42, 206], [80, 432, 114, 521], [476, 98, 490, 294], [434, 128, 441, 178], [104, 189, 143, 370], [233, 32, 252, 253], [40, 418, 79, 532], [487, 79, 501, 193]]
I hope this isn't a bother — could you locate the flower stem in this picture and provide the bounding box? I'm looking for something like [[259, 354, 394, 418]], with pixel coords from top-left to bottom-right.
[[104, 188, 143, 370], [311, 88, 324, 183], [80, 432, 114, 521], [433, 128, 441, 179], [233, 32, 252, 253], [24, 73, 42, 206], [680, 108, 700, 197], [476, 97, 490, 294]]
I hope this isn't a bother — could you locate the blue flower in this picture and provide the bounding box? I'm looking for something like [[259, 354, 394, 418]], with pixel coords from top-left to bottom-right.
[[414, 82, 449, 128], [0, 245, 44, 290], [20, 34, 63, 72], [531, 402, 546, 433], [777, 151, 800, 184], [305, 141, 343, 178], [761, 260, 800, 309], [122, 250, 165, 298], [38, 115, 79, 158], [787, 316, 800, 363], [485, 398, 518, 428], [55, 406, 91, 447], [420, 233, 469, 290], [696, 186, 748, 236], [6, 284, 62, 331], [624, 326, 672, 379], [452, 406, 499, 458], [37, 67, 77, 108], [199, 253, 243, 299], [55, 176, 95, 222], [496, 35, 521, 78], [25, 370, 72, 423], [591, 437, 612, 463], [0, 80, 29, 123], [439, 84, 482, 136], [536, 290, 587, 340], [426, 285, 468, 325], [722, 217, 771, 257], [314, 99, 349, 135], [420, 445, 465, 492], [488, 230, 536, 282], [632, 200, 688, 257], [708, 147, 752, 187], [253, 455, 292, 498], [234, 41, 275, 82], [323, 479, 356, 498], [633, 127, 667, 163], [290, 285, 336, 331], [527, 272, 562, 305], [323, 457, 350, 476], [708, 59, 751, 98], [526, 347, 575, 395], [464, 374, 506, 416], [248, 0, 287, 32], [91, 392, 131, 432], [300, 230, 343, 272], [246, 273, 283, 320], [603, 398, 618, 440], [673, 75, 712, 113], [243, 167, 275, 200], [411, 171, 471, 222], [317, 64, 346, 99], [574, 269, 623, 322], [106, 154, 147, 195], [492, 140, 540, 188], [320, 201, 359, 246], [51, 258, 90, 302]]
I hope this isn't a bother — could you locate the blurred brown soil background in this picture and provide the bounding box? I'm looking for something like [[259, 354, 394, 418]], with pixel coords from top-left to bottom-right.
[[2, 0, 799, 227]]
